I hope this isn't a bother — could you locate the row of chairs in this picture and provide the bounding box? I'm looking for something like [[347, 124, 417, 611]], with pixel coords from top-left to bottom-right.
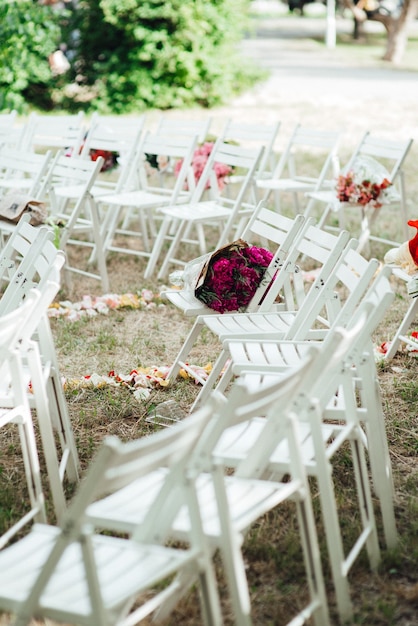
[[0, 208, 397, 625], [0, 216, 80, 532], [0, 113, 414, 343], [160, 207, 399, 621], [0, 109, 412, 266], [0, 138, 270, 292]]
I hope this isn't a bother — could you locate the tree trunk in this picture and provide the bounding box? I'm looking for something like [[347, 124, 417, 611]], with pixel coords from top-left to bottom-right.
[[385, 0, 418, 62], [371, 0, 418, 62], [342, 0, 418, 63]]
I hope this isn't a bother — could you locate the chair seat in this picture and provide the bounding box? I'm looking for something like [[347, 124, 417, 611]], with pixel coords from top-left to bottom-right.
[[256, 177, 320, 192], [0, 523, 195, 619], [307, 189, 337, 204], [213, 417, 338, 474], [99, 189, 189, 208], [0, 178, 34, 191], [159, 200, 232, 222], [202, 310, 304, 341], [173, 473, 302, 540], [87, 470, 303, 540], [162, 289, 214, 317]]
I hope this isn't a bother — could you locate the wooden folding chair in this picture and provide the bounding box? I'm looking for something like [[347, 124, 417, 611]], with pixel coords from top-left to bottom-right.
[[0, 216, 80, 520], [0, 291, 48, 548], [17, 111, 85, 156], [213, 305, 384, 623], [96, 131, 198, 262], [256, 123, 341, 214], [144, 139, 265, 280], [220, 266, 397, 558], [0, 147, 53, 198], [221, 118, 281, 202], [34, 150, 110, 291], [80, 113, 146, 196], [305, 131, 413, 255], [0, 399, 224, 626], [162, 204, 306, 318], [194, 243, 379, 411], [86, 348, 332, 626], [167, 220, 351, 393], [155, 115, 213, 143]]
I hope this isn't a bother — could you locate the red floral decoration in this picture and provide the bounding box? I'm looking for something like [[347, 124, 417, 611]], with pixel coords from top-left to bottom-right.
[[194, 240, 273, 313], [90, 149, 119, 172], [336, 170, 393, 209]]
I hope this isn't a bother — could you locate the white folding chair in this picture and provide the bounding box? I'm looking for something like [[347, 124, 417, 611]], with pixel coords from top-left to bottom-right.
[[220, 266, 397, 553], [156, 115, 213, 143], [0, 402, 224, 626], [0, 147, 53, 198], [162, 205, 306, 318], [256, 124, 341, 214], [34, 150, 110, 291], [96, 131, 199, 262], [0, 110, 20, 149], [166, 220, 352, 391], [0, 216, 80, 519], [0, 291, 48, 547], [305, 131, 413, 254], [194, 242, 379, 411], [86, 349, 332, 626], [212, 306, 384, 623], [144, 139, 265, 280], [17, 111, 85, 156], [80, 113, 146, 195], [221, 118, 281, 200]]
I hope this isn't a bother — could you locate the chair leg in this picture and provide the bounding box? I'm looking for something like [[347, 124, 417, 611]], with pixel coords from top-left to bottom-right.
[[295, 498, 331, 626], [355, 360, 398, 548], [191, 351, 232, 412], [349, 435, 381, 569], [88, 197, 110, 292], [212, 467, 253, 626], [157, 221, 189, 281], [166, 319, 206, 385], [37, 317, 80, 484], [26, 343, 67, 522], [16, 418, 47, 525], [144, 217, 174, 280], [313, 467, 354, 622], [384, 297, 418, 361]]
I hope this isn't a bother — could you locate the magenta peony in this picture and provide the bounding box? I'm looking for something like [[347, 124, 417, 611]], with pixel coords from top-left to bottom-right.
[[195, 240, 273, 313]]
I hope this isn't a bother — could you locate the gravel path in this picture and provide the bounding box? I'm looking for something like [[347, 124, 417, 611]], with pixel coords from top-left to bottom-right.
[[160, 5, 418, 156]]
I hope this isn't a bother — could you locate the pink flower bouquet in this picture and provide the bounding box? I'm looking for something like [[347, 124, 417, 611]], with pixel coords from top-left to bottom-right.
[[194, 239, 273, 313], [174, 141, 233, 191]]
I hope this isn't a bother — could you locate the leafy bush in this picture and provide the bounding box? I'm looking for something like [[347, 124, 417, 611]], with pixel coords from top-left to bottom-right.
[[57, 0, 260, 112], [0, 1, 62, 112]]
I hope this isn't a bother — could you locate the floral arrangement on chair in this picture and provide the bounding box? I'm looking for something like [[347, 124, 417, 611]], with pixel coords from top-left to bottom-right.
[[194, 239, 273, 313], [335, 155, 398, 209], [90, 148, 119, 172], [175, 140, 233, 191]]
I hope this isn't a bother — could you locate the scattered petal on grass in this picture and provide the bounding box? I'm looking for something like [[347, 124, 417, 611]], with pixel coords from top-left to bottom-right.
[[62, 362, 213, 408], [48, 291, 166, 320]]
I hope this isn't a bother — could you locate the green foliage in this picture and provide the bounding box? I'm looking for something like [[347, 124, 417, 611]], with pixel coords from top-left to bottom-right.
[[0, 0, 260, 113], [60, 0, 259, 112], [0, 0, 63, 112]]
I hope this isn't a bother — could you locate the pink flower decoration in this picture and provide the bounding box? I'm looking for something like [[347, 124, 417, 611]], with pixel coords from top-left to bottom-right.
[[195, 241, 273, 313], [175, 140, 233, 191]]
